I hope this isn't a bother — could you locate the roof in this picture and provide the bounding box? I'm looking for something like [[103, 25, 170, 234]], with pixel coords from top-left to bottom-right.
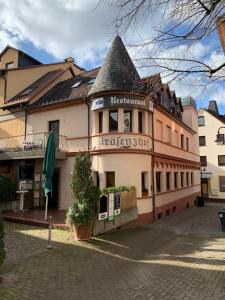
[[205, 109, 225, 123], [88, 36, 141, 96], [0, 45, 42, 65], [2, 69, 64, 109], [28, 68, 99, 109]]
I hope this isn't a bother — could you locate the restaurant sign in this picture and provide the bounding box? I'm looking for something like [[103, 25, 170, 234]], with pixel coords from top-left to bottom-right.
[[91, 95, 154, 112]]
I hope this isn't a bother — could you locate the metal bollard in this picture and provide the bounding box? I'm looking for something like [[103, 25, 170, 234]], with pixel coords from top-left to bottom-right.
[[46, 215, 53, 249]]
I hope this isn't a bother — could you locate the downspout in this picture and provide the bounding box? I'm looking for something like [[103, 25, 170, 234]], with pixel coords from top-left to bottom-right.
[[0, 70, 7, 102], [85, 99, 90, 153], [24, 108, 28, 137], [151, 110, 156, 222]]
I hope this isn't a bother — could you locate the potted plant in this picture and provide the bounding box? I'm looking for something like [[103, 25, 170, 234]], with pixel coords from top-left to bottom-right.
[[66, 153, 100, 241], [0, 175, 17, 212], [142, 186, 148, 197]]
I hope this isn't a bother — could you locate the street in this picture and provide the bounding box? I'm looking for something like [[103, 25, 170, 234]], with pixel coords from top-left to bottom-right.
[[1, 203, 225, 300]]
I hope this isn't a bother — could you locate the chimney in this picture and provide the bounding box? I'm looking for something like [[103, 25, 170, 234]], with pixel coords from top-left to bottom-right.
[[217, 14, 225, 53], [208, 100, 219, 115], [64, 57, 74, 63]]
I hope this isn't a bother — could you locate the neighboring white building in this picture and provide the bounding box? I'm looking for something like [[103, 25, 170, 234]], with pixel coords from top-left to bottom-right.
[[198, 100, 225, 201]]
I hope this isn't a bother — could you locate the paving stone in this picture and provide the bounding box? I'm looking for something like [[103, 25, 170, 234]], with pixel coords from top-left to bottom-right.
[[0, 205, 225, 299]]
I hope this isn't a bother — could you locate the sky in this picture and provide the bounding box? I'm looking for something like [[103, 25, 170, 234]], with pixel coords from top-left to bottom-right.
[[0, 0, 224, 112]]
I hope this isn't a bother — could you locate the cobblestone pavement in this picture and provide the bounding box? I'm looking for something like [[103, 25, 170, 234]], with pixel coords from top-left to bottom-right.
[[1, 204, 225, 300]]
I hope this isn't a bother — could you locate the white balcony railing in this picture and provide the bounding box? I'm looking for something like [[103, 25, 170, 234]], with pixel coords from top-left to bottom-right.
[[0, 132, 67, 159]]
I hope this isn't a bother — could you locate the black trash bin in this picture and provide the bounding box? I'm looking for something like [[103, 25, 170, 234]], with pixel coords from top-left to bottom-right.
[[218, 211, 225, 231], [196, 196, 204, 207]]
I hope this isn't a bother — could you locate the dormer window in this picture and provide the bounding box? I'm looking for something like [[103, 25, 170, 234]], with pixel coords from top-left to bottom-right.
[[87, 78, 96, 85], [6, 62, 14, 69], [71, 81, 82, 89], [20, 87, 35, 97]]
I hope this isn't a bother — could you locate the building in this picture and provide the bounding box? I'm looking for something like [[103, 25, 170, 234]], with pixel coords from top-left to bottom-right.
[[0, 45, 84, 138], [198, 100, 225, 201], [0, 37, 200, 223]]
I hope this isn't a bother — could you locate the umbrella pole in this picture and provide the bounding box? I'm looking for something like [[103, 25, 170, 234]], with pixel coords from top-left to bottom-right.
[[45, 195, 48, 220]]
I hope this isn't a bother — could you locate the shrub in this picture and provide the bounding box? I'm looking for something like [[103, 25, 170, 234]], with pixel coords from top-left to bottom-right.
[[102, 185, 133, 194], [0, 175, 17, 203], [0, 215, 5, 266], [66, 154, 101, 226]]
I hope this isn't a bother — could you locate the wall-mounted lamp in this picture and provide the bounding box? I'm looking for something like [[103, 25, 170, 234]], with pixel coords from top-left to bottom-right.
[[215, 127, 225, 145]]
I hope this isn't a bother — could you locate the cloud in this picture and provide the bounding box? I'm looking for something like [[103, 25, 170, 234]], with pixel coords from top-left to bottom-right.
[[0, 0, 224, 108], [0, 0, 117, 66]]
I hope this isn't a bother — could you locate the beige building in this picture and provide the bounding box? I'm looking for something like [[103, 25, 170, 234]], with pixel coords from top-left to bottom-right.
[[0, 45, 84, 138], [0, 37, 200, 223], [198, 100, 225, 201]]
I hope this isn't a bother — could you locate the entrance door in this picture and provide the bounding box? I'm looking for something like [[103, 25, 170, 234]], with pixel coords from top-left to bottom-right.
[[201, 179, 209, 197], [48, 168, 59, 209], [49, 120, 59, 148]]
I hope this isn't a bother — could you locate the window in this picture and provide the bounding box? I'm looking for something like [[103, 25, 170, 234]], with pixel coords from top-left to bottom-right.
[[20, 87, 35, 97], [71, 81, 82, 88], [49, 120, 59, 147], [106, 172, 115, 188], [181, 134, 184, 149], [186, 172, 189, 186], [218, 155, 225, 166], [166, 126, 171, 144], [186, 137, 189, 151], [156, 119, 163, 140], [6, 62, 13, 69], [0, 161, 10, 174], [200, 156, 207, 166], [199, 136, 206, 146], [156, 172, 161, 193], [166, 172, 170, 191], [219, 176, 225, 192], [191, 172, 194, 185], [19, 160, 34, 180], [198, 116, 205, 126], [124, 110, 132, 132], [174, 172, 178, 189], [138, 111, 143, 133], [175, 130, 179, 147], [87, 78, 96, 84], [99, 111, 103, 133], [141, 172, 148, 194], [93, 172, 100, 188], [109, 111, 118, 132], [181, 172, 184, 187]]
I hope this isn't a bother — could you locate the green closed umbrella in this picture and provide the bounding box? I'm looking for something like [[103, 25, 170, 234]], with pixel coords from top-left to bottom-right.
[[42, 132, 56, 220]]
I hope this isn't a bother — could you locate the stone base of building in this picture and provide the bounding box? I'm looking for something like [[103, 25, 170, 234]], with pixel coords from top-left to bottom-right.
[[209, 197, 225, 203], [129, 192, 201, 226], [155, 192, 200, 220]]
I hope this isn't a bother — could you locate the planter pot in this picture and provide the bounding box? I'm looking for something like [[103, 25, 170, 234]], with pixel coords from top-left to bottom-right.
[[74, 224, 92, 241], [142, 192, 148, 197]]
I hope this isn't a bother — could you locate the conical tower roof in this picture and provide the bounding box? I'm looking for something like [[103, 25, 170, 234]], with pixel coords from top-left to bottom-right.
[[88, 36, 141, 96]]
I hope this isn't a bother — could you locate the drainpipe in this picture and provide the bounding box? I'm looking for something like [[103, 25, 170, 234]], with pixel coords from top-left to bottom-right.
[[85, 99, 90, 153], [0, 69, 7, 102], [24, 108, 28, 137], [151, 110, 156, 223]]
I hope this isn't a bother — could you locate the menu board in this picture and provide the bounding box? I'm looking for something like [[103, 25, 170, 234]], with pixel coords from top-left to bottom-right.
[[114, 192, 121, 216], [108, 193, 115, 221], [98, 194, 108, 220]]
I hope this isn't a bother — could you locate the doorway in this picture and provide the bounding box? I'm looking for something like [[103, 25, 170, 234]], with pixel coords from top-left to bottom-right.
[[201, 178, 209, 198], [48, 168, 60, 209]]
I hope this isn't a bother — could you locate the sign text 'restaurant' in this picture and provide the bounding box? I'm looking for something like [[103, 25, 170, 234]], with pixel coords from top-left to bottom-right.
[[91, 95, 154, 112]]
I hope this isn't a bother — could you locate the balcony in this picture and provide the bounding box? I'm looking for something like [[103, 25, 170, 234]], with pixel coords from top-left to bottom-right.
[[0, 132, 68, 160]]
